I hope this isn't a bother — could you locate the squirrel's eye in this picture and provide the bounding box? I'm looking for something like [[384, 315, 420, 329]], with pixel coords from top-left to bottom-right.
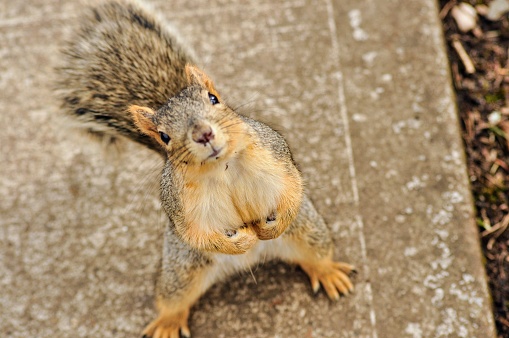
[[208, 92, 219, 105], [159, 132, 170, 145]]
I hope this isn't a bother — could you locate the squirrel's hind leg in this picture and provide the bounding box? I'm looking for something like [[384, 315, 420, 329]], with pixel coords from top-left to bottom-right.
[[142, 225, 215, 338], [279, 195, 355, 300]]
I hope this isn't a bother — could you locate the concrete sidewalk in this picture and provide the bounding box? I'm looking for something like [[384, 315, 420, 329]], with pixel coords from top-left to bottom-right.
[[0, 0, 496, 337]]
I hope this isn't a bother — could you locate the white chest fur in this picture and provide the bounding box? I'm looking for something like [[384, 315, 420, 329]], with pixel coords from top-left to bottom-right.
[[184, 150, 286, 234]]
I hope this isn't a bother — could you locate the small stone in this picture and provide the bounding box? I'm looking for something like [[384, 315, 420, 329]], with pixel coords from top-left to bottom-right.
[[488, 111, 502, 125], [486, 0, 509, 20], [451, 3, 478, 32]]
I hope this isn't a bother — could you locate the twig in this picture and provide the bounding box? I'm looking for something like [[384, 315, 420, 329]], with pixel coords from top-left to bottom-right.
[[452, 38, 476, 74], [440, 0, 456, 19], [482, 213, 509, 237], [499, 316, 509, 328], [495, 158, 509, 172], [499, 251, 508, 280]]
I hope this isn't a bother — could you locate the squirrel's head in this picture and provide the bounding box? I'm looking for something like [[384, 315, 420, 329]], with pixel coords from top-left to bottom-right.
[[130, 65, 247, 169]]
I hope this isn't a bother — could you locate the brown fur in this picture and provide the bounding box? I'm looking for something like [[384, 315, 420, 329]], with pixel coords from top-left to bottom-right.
[[55, 0, 192, 156]]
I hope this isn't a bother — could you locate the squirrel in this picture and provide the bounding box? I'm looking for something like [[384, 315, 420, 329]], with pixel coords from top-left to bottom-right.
[[56, 1, 355, 337]]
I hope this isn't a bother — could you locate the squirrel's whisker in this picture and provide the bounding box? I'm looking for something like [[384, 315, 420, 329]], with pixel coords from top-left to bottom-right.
[[173, 149, 191, 167], [170, 142, 190, 162]]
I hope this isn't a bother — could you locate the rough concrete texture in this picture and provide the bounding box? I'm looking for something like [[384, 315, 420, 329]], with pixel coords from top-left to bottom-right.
[[0, 0, 497, 337]]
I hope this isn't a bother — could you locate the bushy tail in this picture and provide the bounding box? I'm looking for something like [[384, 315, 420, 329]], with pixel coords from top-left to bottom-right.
[[55, 0, 193, 155]]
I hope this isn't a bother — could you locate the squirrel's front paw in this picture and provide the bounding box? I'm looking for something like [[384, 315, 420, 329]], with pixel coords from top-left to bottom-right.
[[299, 258, 355, 300], [181, 223, 257, 254], [142, 308, 190, 338], [220, 224, 258, 254], [252, 211, 285, 240]]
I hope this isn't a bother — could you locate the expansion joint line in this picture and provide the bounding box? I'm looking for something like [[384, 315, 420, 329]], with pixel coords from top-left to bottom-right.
[[324, 0, 378, 337]]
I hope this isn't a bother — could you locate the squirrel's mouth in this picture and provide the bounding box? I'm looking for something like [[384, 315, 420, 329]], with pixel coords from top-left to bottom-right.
[[207, 145, 223, 160]]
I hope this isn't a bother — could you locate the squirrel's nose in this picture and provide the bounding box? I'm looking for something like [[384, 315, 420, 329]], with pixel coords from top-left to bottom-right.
[[192, 124, 215, 145]]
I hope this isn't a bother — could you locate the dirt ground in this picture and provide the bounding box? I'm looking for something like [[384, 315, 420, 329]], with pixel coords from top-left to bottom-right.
[[439, 1, 509, 336]]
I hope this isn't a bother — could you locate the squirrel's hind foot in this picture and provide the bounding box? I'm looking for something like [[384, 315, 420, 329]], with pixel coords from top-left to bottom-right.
[[299, 258, 355, 300], [142, 306, 191, 338]]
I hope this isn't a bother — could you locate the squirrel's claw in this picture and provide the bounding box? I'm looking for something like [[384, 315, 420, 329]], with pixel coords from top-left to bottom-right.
[[310, 275, 321, 294], [333, 261, 356, 274], [181, 324, 191, 338]]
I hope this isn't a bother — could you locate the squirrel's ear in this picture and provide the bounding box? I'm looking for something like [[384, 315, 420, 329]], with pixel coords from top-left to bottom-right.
[[129, 105, 159, 140], [185, 64, 221, 99]]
